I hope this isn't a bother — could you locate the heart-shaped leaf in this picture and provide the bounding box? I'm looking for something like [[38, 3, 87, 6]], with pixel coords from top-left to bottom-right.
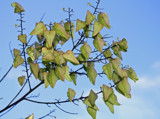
[[102, 63, 113, 80], [13, 55, 24, 68], [128, 67, 138, 82], [111, 58, 122, 77], [88, 90, 98, 107], [18, 34, 27, 44], [80, 42, 92, 59], [93, 36, 105, 52], [30, 63, 39, 79], [64, 22, 75, 39], [11, 2, 24, 13], [30, 22, 47, 35], [76, 19, 86, 31], [103, 84, 113, 101], [44, 30, 56, 48], [53, 51, 66, 65], [18, 76, 25, 86], [87, 107, 97, 119], [92, 21, 103, 37], [87, 62, 97, 85], [85, 10, 96, 25], [118, 38, 128, 52], [67, 88, 76, 101], [55, 66, 66, 81], [98, 12, 111, 29], [13, 49, 20, 57], [48, 70, 58, 88]]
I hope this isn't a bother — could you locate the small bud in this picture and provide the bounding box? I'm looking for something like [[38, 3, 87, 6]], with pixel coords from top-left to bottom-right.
[[63, 8, 65, 11], [88, 3, 91, 6], [15, 24, 18, 28]]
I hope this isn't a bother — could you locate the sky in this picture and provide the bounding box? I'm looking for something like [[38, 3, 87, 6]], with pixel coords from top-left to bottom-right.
[[0, 0, 160, 119]]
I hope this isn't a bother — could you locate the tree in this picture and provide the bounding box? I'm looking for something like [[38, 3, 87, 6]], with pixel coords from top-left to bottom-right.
[[0, 0, 138, 119]]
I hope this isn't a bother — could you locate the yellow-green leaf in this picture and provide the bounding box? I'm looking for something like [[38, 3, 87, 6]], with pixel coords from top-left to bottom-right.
[[30, 22, 47, 35], [80, 42, 92, 59], [108, 93, 120, 106], [13, 55, 24, 68], [128, 67, 138, 82], [102, 63, 113, 80], [18, 76, 25, 86], [87, 107, 97, 119], [63, 50, 79, 65], [85, 10, 96, 25], [83, 25, 92, 38], [55, 66, 66, 81], [118, 38, 128, 52], [13, 49, 20, 57], [111, 58, 122, 77], [25, 114, 34, 119], [88, 90, 98, 107], [83, 98, 99, 111], [67, 88, 76, 101], [11, 2, 24, 13], [30, 63, 39, 79], [53, 23, 70, 40], [87, 62, 97, 85], [103, 84, 113, 101], [48, 70, 58, 88], [27, 46, 41, 61], [43, 72, 49, 88], [103, 49, 112, 58], [77, 54, 87, 67], [64, 66, 72, 81], [92, 21, 103, 37], [112, 71, 121, 84], [103, 98, 114, 113], [44, 30, 56, 48], [70, 73, 77, 85], [98, 12, 111, 29], [93, 36, 105, 52], [112, 41, 122, 60], [18, 34, 27, 44], [64, 22, 75, 39], [76, 19, 86, 31], [53, 51, 66, 65]]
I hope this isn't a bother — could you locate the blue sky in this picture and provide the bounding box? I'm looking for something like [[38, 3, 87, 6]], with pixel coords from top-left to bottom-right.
[[0, 0, 160, 119]]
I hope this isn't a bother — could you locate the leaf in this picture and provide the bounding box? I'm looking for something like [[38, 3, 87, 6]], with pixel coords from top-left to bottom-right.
[[112, 41, 122, 60], [83, 25, 92, 38], [35, 42, 42, 51], [118, 38, 128, 52], [76, 19, 86, 31], [108, 93, 120, 106], [88, 90, 98, 107], [30, 63, 39, 79], [64, 66, 72, 81], [83, 98, 99, 111], [103, 98, 114, 113], [87, 62, 97, 85], [11, 2, 24, 13], [13, 49, 20, 57], [53, 23, 70, 40], [30, 22, 47, 35], [112, 71, 121, 84], [63, 50, 79, 65], [77, 54, 87, 67], [44, 30, 56, 48], [92, 21, 103, 37], [98, 12, 111, 29], [53, 35, 60, 47], [70, 73, 77, 85], [93, 36, 105, 52], [42, 47, 54, 62], [25, 114, 34, 119], [87, 107, 97, 119], [43, 72, 49, 88], [85, 10, 96, 25], [13, 55, 24, 68], [18, 34, 27, 44], [18, 76, 25, 86], [103, 49, 112, 58], [27, 46, 41, 61], [55, 66, 66, 81], [48, 70, 58, 88], [80, 42, 92, 59], [37, 34, 44, 43], [67, 88, 76, 101], [103, 84, 113, 101], [128, 67, 138, 82], [102, 63, 113, 80], [111, 58, 122, 77], [64, 22, 75, 39], [116, 77, 131, 98], [53, 51, 66, 65]]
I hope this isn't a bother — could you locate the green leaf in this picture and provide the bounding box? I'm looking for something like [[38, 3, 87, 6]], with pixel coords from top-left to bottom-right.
[[27, 46, 41, 61], [118, 38, 128, 52], [53, 35, 60, 47], [18, 76, 25, 86], [43, 72, 49, 88], [55, 66, 66, 81], [35, 42, 42, 51], [13, 49, 20, 57], [108, 93, 120, 106], [93, 36, 105, 52], [128, 67, 138, 82], [92, 21, 103, 37], [13, 55, 24, 68], [18, 34, 27, 44], [30, 22, 47, 35], [83, 98, 99, 111], [83, 25, 92, 38], [64, 66, 72, 81], [38, 68, 47, 81], [111, 58, 122, 77], [48, 70, 58, 88], [76, 19, 86, 31], [87, 62, 97, 85], [63, 50, 79, 65], [30, 63, 39, 79], [11, 2, 24, 13], [103, 84, 113, 101], [112, 41, 122, 60], [85, 10, 96, 25], [116, 77, 131, 98], [103, 49, 112, 58], [87, 107, 97, 119], [53, 23, 70, 40], [53, 51, 66, 65], [77, 54, 87, 67], [80, 42, 92, 59], [102, 63, 113, 80], [67, 88, 76, 101], [103, 98, 114, 113], [64, 22, 75, 39], [44, 30, 56, 48], [98, 12, 111, 29], [88, 90, 98, 107], [112, 71, 121, 84], [25, 114, 34, 119], [42, 47, 55, 62], [70, 73, 77, 85], [37, 34, 44, 43]]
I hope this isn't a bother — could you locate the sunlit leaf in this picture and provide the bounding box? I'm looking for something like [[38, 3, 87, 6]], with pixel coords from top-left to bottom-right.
[[53, 35, 60, 47], [27, 46, 41, 61], [108, 93, 120, 106], [43, 72, 49, 88], [85, 10, 96, 25], [83, 25, 92, 38], [64, 22, 75, 39], [11, 2, 24, 13], [128, 67, 138, 82], [103, 98, 114, 113], [64, 65, 72, 81], [111, 58, 122, 77], [48, 70, 58, 88], [112, 71, 121, 84], [53, 23, 70, 40], [102, 63, 113, 80], [30, 22, 47, 35], [118, 38, 128, 52], [103, 84, 113, 101], [44, 30, 56, 48], [13, 49, 20, 57], [70, 73, 77, 85], [87, 62, 97, 85], [112, 41, 122, 60], [18, 76, 25, 86], [67, 88, 76, 101], [98, 12, 111, 29], [76, 19, 86, 31], [63, 50, 79, 65], [25, 113, 34, 119], [30, 63, 39, 79], [13, 55, 24, 68], [38, 68, 47, 81], [77, 54, 87, 67], [80, 42, 92, 59], [83, 98, 99, 111], [92, 21, 103, 37], [88, 90, 98, 107], [55, 66, 66, 81], [93, 36, 105, 52], [87, 107, 97, 119], [18, 34, 27, 44], [103, 49, 112, 58], [42, 47, 55, 62], [53, 51, 66, 65]]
